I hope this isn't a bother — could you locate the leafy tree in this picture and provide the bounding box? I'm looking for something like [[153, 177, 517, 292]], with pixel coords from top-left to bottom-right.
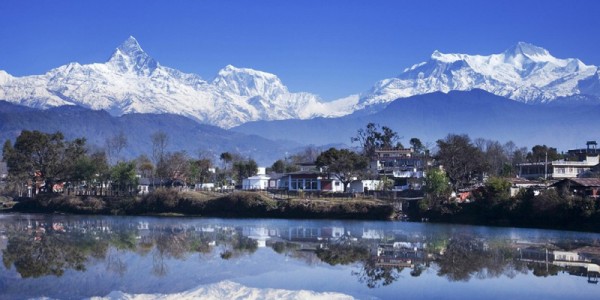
[[316, 148, 368, 192], [435, 134, 485, 189], [527, 145, 561, 163], [269, 159, 299, 173], [189, 158, 212, 185], [409, 137, 425, 154], [219, 152, 233, 170], [3, 131, 88, 193], [351, 123, 400, 157], [110, 161, 138, 193], [422, 168, 451, 210], [232, 159, 258, 182]]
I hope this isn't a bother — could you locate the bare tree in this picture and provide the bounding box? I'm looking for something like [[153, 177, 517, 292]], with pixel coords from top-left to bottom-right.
[[105, 131, 128, 165]]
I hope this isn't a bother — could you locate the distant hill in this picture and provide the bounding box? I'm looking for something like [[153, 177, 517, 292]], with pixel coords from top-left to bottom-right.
[[0, 101, 300, 165], [232, 89, 600, 150]]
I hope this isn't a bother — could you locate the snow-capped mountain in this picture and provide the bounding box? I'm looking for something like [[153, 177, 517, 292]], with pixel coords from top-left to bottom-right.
[[0, 36, 352, 128], [1, 39, 599, 128], [355, 42, 600, 109]]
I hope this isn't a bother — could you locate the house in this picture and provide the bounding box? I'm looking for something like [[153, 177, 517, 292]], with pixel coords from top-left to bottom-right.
[[267, 173, 286, 190], [195, 182, 215, 191], [370, 148, 427, 190], [137, 178, 164, 195], [552, 178, 600, 198], [518, 141, 600, 180], [507, 178, 544, 197], [349, 180, 381, 192], [279, 171, 344, 192], [242, 174, 270, 190]]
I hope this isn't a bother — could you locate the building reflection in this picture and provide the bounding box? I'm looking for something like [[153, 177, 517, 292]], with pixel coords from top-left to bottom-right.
[[1, 216, 600, 286]]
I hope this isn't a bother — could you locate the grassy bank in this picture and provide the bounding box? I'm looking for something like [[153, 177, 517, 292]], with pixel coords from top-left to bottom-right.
[[8, 189, 396, 220]]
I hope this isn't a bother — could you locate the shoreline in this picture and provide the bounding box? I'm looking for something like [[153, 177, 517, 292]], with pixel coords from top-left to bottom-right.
[[5, 190, 397, 221]]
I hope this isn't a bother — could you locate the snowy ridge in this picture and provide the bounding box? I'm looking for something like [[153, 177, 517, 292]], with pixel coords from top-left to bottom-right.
[[0, 36, 342, 128], [1, 39, 599, 128], [355, 42, 600, 109], [88, 280, 354, 300]]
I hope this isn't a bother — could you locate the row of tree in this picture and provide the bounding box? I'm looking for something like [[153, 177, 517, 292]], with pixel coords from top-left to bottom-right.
[[2, 124, 568, 196], [1, 130, 262, 196]]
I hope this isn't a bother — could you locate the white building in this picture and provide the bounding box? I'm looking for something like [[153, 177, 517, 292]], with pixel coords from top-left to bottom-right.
[[349, 180, 382, 192], [242, 175, 270, 190], [552, 155, 599, 179]]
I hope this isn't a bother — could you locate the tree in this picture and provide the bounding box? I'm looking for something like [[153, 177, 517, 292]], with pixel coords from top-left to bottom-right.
[[289, 146, 321, 164], [423, 168, 451, 209], [151, 131, 169, 179], [232, 159, 258, 182], [527, 145, 561, 163], [105, 131, 128, 165], [269, 159, 299, 174], [110, 161, 138, 193], [316, 148, 368, 192], [435, 134, 485, 189], [162, 151, 191, 182], [351, 123, 400, 157], [3, 131, 88, 192], [409, 138, 425, 154], [189, 158, 212, 185], [219, 152, 233, 170], [136, 154, 154, 178]]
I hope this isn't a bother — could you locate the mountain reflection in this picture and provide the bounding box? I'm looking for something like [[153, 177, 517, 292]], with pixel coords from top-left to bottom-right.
[[2, 216, 600, 287]]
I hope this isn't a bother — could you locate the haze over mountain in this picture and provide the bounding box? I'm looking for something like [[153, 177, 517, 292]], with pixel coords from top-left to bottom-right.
[[0, 101, 301, 165], [1, 38, 599, 130], [234, 89, 600, 151]]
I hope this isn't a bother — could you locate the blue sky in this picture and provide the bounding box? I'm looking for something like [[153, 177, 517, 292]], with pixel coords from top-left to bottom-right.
[[1, 0, 599, 100]]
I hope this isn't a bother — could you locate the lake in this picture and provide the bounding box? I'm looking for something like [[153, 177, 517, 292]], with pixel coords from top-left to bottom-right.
[[1, 213, 599, 300]]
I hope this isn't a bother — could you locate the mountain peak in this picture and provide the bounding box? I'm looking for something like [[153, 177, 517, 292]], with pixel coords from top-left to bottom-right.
[[117, 36, 143, 55], [108, 36, 158, 75], [504, 42, 551, 59]]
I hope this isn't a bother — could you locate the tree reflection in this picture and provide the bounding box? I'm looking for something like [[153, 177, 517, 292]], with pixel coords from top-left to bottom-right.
[[2, 230, 100, 278], [2, 218, 598, 287], [353, 257, 403, 288], [316, 244, 369, 266]]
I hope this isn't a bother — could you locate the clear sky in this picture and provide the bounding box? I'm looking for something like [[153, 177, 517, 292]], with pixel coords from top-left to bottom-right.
[[1, 0, 599, 101]]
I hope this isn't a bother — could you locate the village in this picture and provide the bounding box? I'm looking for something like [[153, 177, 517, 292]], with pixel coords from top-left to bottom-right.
[[1, 125, 600, 230]]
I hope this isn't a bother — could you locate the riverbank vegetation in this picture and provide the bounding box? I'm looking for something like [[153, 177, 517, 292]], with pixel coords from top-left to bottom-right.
[[9, 189, 396, 220], [412, 176, 600, 232]]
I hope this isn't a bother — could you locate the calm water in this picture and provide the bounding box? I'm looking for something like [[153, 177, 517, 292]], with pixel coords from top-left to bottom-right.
[[1, 213, 599, 300]]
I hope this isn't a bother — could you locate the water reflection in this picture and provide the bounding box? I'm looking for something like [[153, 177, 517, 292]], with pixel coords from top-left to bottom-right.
[[2, 215, 600, 292]]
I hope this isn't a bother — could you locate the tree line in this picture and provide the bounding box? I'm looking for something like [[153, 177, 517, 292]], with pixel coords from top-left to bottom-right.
[[1, 130, 261, 196]]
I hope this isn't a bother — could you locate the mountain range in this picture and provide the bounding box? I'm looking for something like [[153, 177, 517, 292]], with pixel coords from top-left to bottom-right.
[[1, 38, 600, 129], [0, 101, 303, 165], [233, 89, 600, 151], [1, 38, 599, 161]]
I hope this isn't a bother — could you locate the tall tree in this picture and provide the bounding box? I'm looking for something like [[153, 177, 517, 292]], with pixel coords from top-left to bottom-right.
[[351, 123, 400, 157], [409, 138, 425, 154], [110, 161, 138, 193], [527, 145, 561, 163], [151, 131, 169, 182], [105, 131, 128, 165], [435, 134, 485, 189], [232, 159, 258, 182], [316, 148, 368, 192]]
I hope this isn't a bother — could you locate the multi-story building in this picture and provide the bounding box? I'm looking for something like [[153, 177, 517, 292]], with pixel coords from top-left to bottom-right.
[[370, 148, 427, 190], [518, 141, 600, 180]]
